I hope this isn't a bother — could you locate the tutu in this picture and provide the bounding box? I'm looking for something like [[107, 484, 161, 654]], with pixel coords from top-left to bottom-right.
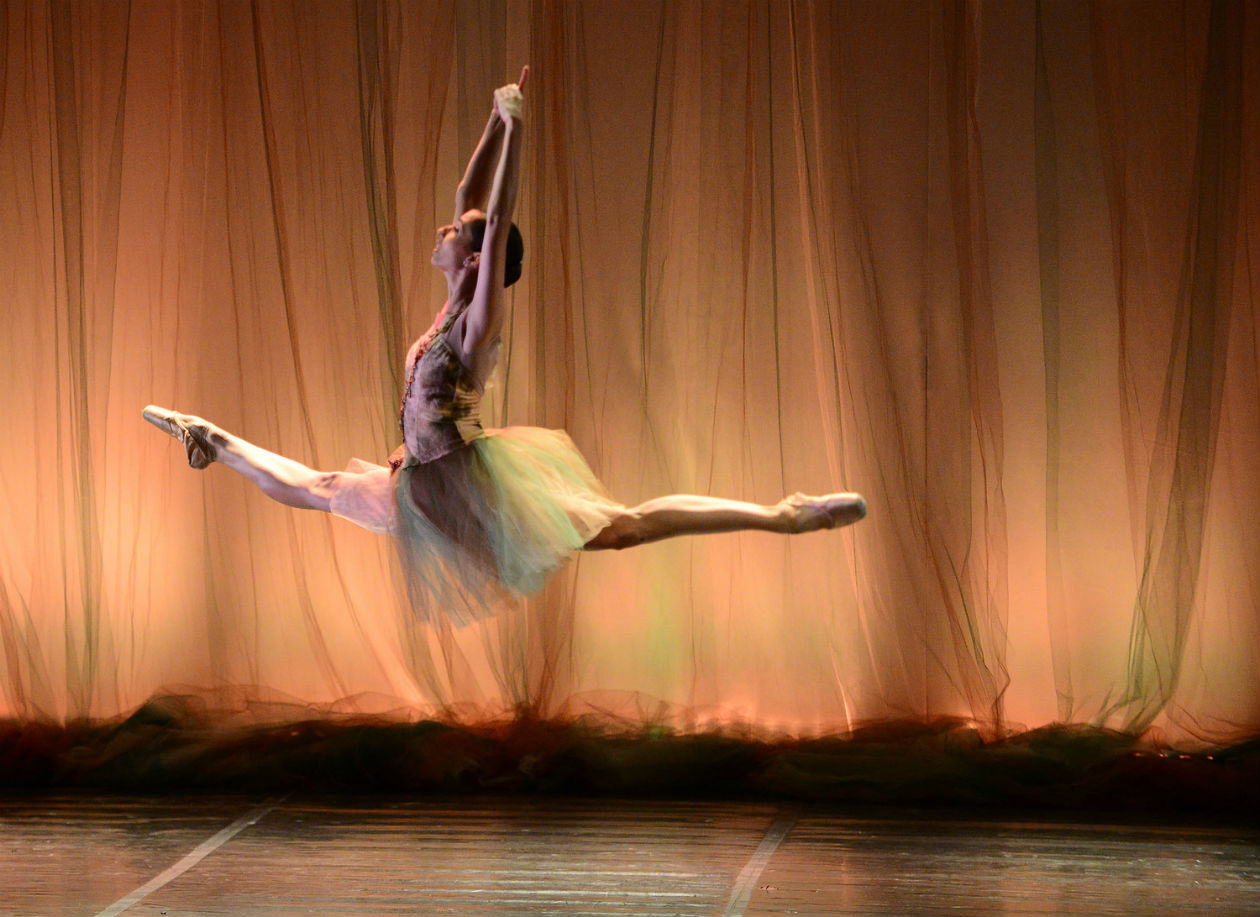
[[330, 427, 622, 626]]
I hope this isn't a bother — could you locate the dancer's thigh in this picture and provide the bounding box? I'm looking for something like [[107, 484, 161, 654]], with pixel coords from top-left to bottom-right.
[[327, 460, 395, 535]]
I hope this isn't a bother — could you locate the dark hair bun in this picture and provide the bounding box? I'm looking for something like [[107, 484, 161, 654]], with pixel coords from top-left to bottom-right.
[[504, 223, 525, 288], [467, 218, 526, 288]]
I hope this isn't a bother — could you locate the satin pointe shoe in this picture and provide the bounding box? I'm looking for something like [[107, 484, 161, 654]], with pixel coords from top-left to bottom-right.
[[781, 492, 868, 532], [142, 405, 217, 469]]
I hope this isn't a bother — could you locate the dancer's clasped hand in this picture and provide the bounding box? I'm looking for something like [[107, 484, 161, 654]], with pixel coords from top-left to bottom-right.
[[494, 65, 528, 124]]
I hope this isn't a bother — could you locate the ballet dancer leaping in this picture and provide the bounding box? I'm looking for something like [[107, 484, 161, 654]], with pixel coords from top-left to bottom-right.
[[144, 68, 866, 621]]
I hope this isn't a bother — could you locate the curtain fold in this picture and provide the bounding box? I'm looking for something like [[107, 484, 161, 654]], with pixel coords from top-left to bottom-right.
[[1, 0, 1255, 746]]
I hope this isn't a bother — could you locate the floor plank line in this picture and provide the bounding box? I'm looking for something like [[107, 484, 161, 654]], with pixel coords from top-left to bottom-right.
[[91, 796, 288, 917], [721, 808, 798, 917]]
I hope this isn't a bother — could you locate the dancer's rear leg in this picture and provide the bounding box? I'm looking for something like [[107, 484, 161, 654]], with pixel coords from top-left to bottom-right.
[[583, 492, 866, 550], [142, 405, 342, 512]]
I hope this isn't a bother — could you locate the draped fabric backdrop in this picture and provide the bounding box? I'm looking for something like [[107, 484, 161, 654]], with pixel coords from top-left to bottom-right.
[[1, 0, 1256, 748]]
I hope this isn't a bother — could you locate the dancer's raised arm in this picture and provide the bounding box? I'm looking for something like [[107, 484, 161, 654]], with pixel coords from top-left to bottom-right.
[[453, 110, 505, 219], [456, 68, 527, 362]]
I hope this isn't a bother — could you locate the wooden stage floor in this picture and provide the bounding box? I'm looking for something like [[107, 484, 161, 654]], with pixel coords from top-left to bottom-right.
[[1, 795, 1256, 916]]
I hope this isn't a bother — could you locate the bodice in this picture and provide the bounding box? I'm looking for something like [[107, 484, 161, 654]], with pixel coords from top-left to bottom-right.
[[399, 309, 485, 464]]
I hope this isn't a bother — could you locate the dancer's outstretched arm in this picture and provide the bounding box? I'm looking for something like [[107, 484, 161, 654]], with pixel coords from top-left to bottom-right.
[[143, 406, 344, 512]]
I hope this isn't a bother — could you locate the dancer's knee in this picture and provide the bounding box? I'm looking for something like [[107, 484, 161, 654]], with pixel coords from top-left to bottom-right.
[[583, 512, 645, 550], [306, 471, 348, 511]]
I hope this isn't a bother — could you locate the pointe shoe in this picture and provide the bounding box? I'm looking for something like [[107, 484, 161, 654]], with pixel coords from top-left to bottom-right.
[[782, 492, 868, 532], [142, 405, 216, 469]]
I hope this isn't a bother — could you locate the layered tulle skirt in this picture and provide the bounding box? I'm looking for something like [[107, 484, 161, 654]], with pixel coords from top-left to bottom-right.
[[330, 427, 622, 625]]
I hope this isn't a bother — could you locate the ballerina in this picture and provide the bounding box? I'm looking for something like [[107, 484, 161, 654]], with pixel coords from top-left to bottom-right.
[[144, 68, 866, 624]]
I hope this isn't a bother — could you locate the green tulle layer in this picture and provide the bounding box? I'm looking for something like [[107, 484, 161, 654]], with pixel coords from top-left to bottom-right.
[[392, 427, 622, 625]]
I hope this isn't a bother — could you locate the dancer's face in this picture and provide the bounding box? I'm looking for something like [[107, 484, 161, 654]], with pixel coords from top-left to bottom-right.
[[431, 210, 482, 272]]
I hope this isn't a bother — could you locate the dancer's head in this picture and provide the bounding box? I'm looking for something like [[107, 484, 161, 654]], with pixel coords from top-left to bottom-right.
[[432, 209, 524, 288], [467, 216, 525, 287]]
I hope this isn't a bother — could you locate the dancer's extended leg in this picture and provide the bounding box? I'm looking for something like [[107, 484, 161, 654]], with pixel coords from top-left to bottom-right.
[[143, 405, 342, 512], [583, 492, 866, 550]]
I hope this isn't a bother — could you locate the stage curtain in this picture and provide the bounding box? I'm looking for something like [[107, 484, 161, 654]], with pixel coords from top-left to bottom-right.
[[1, 0, 1255, 747]]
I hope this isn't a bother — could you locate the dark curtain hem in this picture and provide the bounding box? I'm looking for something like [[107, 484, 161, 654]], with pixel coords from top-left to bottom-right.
[[3, 699, 1256, 822]]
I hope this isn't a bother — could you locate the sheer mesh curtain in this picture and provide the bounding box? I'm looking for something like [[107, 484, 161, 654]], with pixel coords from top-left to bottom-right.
[[0, 0, 1255, 745]]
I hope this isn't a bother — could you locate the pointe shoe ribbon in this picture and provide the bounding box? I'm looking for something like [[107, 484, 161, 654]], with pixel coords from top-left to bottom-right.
[[142, 405, 215, 469]]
